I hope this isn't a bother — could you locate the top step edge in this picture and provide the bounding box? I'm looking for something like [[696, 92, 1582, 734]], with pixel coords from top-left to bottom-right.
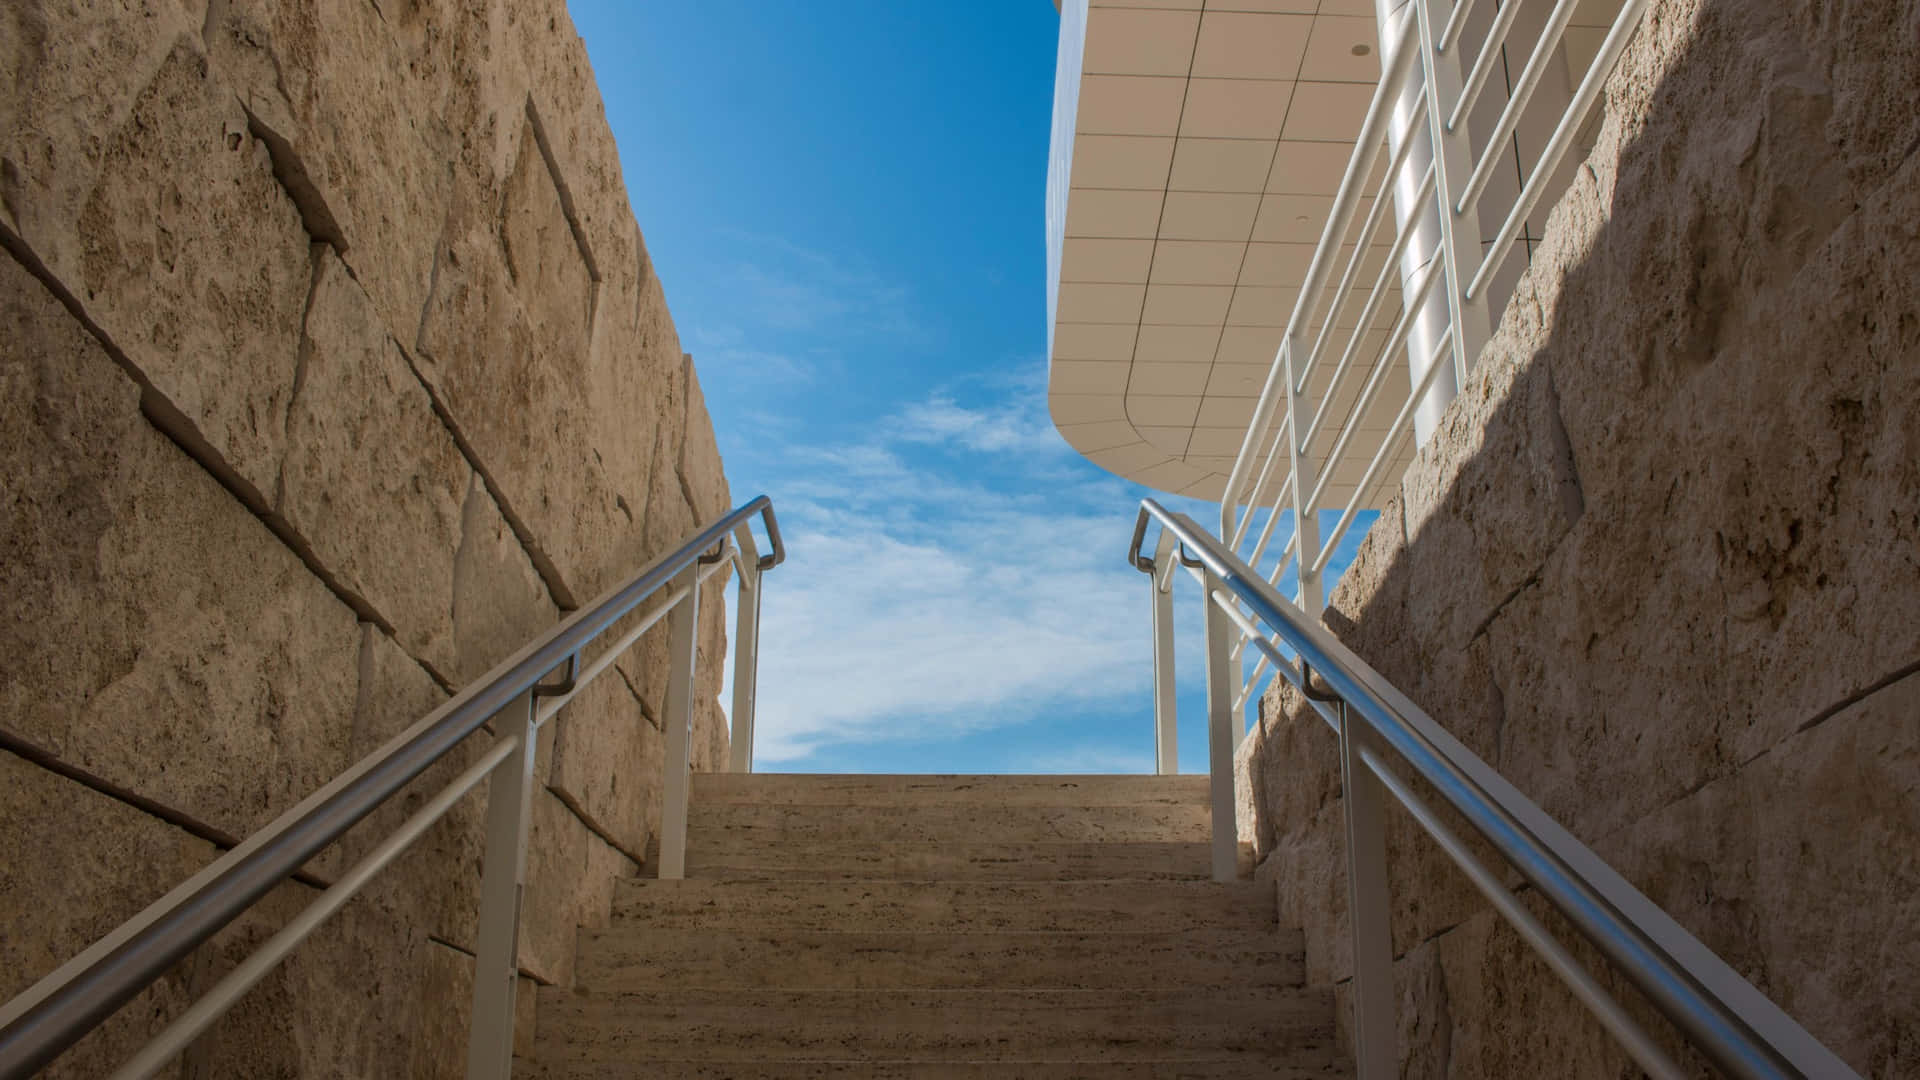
[[692, 775, 1211, 806]]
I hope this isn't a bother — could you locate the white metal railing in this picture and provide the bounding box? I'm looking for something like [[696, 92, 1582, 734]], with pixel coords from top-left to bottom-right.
[[1216, 0, 1655, 720], [0, 498, 784, 1080], [1130, 500, 1859, 1080]]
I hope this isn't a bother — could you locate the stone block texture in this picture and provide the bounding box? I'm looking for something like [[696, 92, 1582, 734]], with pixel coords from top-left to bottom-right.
[[1238, 0, 1920, 1075], [1, 0, 733, 1074]]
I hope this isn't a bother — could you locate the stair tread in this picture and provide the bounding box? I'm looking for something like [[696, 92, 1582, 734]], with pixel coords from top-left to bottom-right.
[[691, 773, 1211, 807], [534, 987, 1337, 1063], [688, 802, 1210, 843], [684, 839, 1228, 882], [612, 879, 1277, 932], [574, 927, 1303, 990]]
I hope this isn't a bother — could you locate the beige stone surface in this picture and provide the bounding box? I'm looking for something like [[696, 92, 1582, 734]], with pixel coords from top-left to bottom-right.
[[1239, 0, 1920, 1073], [547, 668, 662, 863], [205, 0, 451, 343], [279, 251, 470, 677], [681, 356, 733, 523], [0, 751, 205, 1080], [415, 939, 541, 1080], [520, 787, 638, 987], [451, 470, 562, 688], [0, 252, 362, 841]]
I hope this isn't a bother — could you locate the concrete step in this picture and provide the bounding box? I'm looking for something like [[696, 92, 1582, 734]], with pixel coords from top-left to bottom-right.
[[691, 773, 1212, 808], [574, 928, 1304, 991], [612, 879, 1277, 933], [691, 801, 1211, 843], [532, 987, 1338, 1064], [521, 1059, 1351, 1078], [682, 839, 1216, 881]]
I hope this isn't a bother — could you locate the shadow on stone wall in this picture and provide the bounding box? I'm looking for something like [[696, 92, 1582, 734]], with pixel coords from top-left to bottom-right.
[[1237, 0, 1920, 1074]]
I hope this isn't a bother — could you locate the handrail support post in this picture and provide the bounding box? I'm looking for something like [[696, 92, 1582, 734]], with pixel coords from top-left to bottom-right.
[[1338, 698, 1398, 1080], [658, 563, 701, 879], [1200, 571, 1240, 883], [728, 524, 764, 773], [1151, 552, 1179, 775], [466, 688, 538, 1080]]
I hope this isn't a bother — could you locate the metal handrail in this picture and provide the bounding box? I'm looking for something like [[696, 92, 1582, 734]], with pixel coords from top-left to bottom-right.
[[1129, 498, 1858, 1080], [0, 497, 784, 1079]]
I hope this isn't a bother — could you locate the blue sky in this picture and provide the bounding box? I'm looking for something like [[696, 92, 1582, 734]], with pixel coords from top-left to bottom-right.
[[571, 3, 1374, 773]]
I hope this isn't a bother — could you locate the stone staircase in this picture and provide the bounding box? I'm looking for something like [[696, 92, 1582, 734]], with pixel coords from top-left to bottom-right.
[[523, 774, 1349, 1078]]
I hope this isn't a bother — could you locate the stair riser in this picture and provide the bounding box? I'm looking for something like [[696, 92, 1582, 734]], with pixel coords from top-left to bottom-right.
[[691, 803, 1211, 844], [574, 930, 1302, 990], [691, 774, 1212, 808], [685, 841, 1213, 881], [536, 989, 1336, 1063], [611, 880, 1277, 933]]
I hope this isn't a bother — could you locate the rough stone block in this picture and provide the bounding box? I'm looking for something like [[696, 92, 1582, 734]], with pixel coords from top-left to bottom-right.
[[520, 788, 638, 987], [413, 180, 647, 610], [183, 891, 433, 1077], [547, 669, 661, 863], [0, 0, 207, 271], [344, 624, 490, 955], [0, 751, 206, 1080], [279, 251, 470, 679], [60, 40, 312, 501], [205, 0, 451, 341], [0, 253, 362, 842], [680, 356, 732, 523], [415, 939, 540, 1080], [451, 471, 562, 688]]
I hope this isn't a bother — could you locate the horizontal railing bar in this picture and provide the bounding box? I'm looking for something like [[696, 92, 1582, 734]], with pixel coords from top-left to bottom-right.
[[1467, 0, 1653, 302], [1221, 11, 1422, 544], [1302, 257, 1446, 516], [1135, 500, 1856, 1079], [0, 496, 785, 1080], [1301, 164, 1438, 449], [1437, 0, 1481, 54], [1355, 742, 1690, 1080], [1295, 96, 1431, 393], [1455, 0, 1582, 217], [1309, 325, 1455, 577], [1228, 380, 1293, 548], [105, 735, 520, 1080], [1244, 470, 1299, 573], [1447, 0, 1528, 134]]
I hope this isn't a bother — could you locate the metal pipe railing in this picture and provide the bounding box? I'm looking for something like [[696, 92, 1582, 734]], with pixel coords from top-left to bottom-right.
[[1130, 498, 1859, 1080], [0, 497, 785, 1080]]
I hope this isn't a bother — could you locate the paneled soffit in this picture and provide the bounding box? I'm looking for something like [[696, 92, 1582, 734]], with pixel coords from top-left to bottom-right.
[[1045, 0, 1395, 504]]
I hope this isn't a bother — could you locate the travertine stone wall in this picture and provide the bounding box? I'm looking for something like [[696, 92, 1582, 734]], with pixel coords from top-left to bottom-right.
[[1237, 0, 1919, 1074], [1, 0, 733, 1074]]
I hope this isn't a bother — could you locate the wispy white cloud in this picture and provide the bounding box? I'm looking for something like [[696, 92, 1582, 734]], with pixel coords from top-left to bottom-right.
[[745, 375, 1163, 766]]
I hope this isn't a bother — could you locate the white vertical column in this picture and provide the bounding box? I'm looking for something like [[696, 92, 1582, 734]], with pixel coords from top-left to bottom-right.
[[1378, 0, 1462, 445]]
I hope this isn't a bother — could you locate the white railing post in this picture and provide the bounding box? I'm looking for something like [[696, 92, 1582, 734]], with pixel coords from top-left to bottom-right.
[[1200, 572, 1240, 883], [728, 528, 763, 774], [1151, 558, 1179, 775], [467, 688, 538, 1080], [1337, 697, 1398, 1080], [658, 562, 701, 880]]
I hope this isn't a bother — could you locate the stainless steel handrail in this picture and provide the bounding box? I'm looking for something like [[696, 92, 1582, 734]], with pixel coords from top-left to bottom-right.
[[0, 496, 784, 1079], [1130, 497, 1857, 1080]]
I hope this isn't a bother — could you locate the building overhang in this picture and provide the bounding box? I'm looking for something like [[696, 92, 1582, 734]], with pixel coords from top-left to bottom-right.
[[1044, 0, 1408, 504]]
